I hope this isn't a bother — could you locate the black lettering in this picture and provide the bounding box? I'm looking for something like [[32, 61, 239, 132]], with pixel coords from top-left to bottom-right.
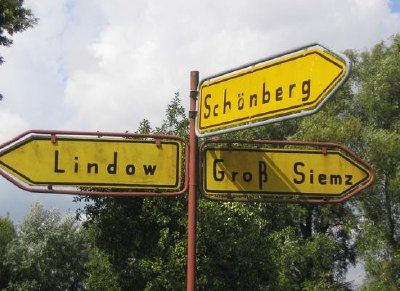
[[275, 87, 283, 101], [204, 94, 211, 118], [293, 162, 305, 184], [258, 161, 267, 190], [289, 83, 296, 97], [213, 104, 219, 116], [318, 174, 327, 185], [310, 169, 314, 184], [231, 171, 239, 181], [213, 159, 224, 181], [262, 82, 270, 103], [345, 175, 353, 185], [250, 94, 257, 107], [330, 174, 342, 185], [87, 163, 99, 174], [223, 89, 231, 114], [143, 165, 157, 175], [243, 172, 252, 182], [238, 93, 244, 110], [107, 152, 118, 174], [302, 79, 311, 101], [54, 150, 65, 173], [74, 157, 78, 173], [126, 164, 135, 175]]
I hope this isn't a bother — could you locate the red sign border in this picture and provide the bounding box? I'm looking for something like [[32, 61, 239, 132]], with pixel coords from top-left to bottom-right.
[[200, 139, 375, 203], [0, 129, 189, 197]]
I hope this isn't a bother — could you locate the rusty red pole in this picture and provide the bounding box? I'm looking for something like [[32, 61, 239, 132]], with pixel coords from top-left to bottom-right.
[[187, 71, 199, 291]]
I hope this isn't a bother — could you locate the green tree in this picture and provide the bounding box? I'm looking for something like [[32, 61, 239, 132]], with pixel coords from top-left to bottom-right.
[[4, 203, 89, 290], [281, 61, 362, 289], [75, 95, 190, 290], [217, 80, 358, 289], [76, 191, 188, 290], [85, 239, 121, 291], [75, 35, 400, 289], [0, 0, 37, 63], [0, 216, 16, 289], [78, 91, 358, 289], [349, 35, 400, 290], [155, 92, 190, 138], [196, 201, 279, 290], [292, 34, 400, 289]]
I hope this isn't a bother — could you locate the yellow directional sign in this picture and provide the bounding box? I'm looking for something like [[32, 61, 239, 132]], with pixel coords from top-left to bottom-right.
[[202, 146, 374, 202], [196, 44, 350, 136], [0, 135, 183, 191]]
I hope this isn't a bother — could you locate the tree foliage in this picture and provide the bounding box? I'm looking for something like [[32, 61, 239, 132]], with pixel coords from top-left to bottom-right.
[[0, 216, 16, 289], [0, 35, 393, 290], [75, 94, 190, 290], [3, 203, 89, 290], [196, 201, 279, 290], [78, 83, 360, 289], [350, 35, 400, 290], [0, 0, 37, 62]]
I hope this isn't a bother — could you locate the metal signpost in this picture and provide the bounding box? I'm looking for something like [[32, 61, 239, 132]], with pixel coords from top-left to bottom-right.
[[201, 140, 375, 203], [196, 44, 350, 137], [0, 130, 187, 196], [187, 71, 199, 291], [187, 44, 364, 289], [0, 44, 376, 291]]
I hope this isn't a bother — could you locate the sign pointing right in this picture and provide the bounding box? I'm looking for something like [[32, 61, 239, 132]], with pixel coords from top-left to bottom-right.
[[201, 141, 375, 203]]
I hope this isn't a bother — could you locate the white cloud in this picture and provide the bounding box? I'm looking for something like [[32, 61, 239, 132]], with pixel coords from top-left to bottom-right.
[[0, 0, 399, 242], [0, 2, 398, 286], [0, 109, 29, 142], [0, 0, 399, 135], [58, 0, 400, 132]]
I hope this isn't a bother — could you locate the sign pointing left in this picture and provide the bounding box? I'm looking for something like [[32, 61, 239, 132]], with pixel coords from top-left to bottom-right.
[[196, 44, 350, 137], [0, 131, 187, 195]]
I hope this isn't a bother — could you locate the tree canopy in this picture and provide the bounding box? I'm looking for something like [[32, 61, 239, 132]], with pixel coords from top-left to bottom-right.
[[350, 35, 400, 289], [76, 36, 400, 290], [0, 216, 16, 289], [1, 35, 400, 290], [0, 0, 37, 62], [2, 203, 88, 290]]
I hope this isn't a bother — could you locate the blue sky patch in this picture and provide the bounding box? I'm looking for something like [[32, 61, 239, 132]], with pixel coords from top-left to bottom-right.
[[390, 0, 400, 12]]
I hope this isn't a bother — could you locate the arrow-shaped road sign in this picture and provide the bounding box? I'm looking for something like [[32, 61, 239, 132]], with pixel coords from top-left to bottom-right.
[[201, 140, 375, 203], [196, 44, 350, 137], [0, 130, 187, 196]]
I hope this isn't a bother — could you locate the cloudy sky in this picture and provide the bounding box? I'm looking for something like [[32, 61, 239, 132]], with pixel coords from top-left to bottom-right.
[[0, 0, 400, 217], [0, 0, 399, 221], [0, 0, 399, 284], [0, 0, 399, 215]]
